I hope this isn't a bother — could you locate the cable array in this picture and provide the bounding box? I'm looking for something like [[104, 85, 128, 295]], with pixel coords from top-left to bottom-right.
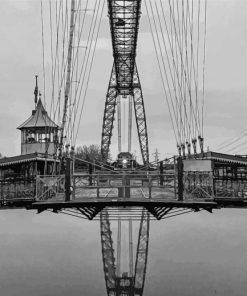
[[40, 0, 105, 157], [40, 0, 208, 159], [145, 0, 207, 157], [216, 128, 247, 155]]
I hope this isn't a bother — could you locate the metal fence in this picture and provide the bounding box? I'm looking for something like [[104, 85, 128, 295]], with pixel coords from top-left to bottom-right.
[[183, 171, 214, 199], [72, 172, 176, 199], [35, 171, 177, 201], [0, 177, 36, 202], [36, 175, 65, 201]]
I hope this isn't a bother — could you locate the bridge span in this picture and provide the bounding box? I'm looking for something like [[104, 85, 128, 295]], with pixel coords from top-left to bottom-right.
[[1, 151, 247, 220]]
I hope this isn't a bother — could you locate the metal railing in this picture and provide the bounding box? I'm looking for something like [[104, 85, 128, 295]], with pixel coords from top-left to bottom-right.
[[183, 171, 214, 199], [72, 172, 176, 199], [35, 172, 177, 201], [0, 177, 36, 202], [36, 175, 65, 201]]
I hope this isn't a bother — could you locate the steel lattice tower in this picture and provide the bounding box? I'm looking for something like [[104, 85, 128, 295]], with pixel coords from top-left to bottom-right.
[[100, 2, 150, 296], [101, 0, 149, 165]]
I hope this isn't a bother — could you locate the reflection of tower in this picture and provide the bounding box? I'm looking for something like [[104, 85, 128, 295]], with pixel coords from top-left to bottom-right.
[[101, 210, 149, 296], [101, 0, 149, 165]]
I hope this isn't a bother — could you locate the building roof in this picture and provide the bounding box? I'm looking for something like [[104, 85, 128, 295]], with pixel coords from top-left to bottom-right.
[[17, 99, 59, 130], [0, 153, 59, 167], [196, 151, 247, 166]]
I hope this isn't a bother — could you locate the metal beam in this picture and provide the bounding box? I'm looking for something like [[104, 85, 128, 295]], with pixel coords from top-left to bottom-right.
[[101, 65, 118, 162], [133, 64, 149, 165], [107, 0, 142, 96], [134, 209, 150, 295], [100, 210, 117, 296]]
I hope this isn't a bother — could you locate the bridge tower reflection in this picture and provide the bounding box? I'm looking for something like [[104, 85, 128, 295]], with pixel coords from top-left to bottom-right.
[[100, 210, 149, 296]]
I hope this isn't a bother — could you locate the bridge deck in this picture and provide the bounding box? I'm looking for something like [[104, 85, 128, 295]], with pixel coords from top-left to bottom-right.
[[31, 198, 218, 209], [31, 198, 219, 220]]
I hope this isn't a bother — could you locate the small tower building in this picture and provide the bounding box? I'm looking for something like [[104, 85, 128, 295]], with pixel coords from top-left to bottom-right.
[[17, 98, 59, 156], [0, 76, 60, 197]]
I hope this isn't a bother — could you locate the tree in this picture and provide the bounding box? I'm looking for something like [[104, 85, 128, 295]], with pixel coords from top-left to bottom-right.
[[74, 144, 112, 172], [75, 144, 112, 162]]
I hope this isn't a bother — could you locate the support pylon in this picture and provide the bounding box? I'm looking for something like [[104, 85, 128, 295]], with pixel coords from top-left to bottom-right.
[[101, 63, 149, 165]]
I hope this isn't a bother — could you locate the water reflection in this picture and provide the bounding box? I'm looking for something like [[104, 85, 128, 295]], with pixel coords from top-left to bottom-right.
[[100, 209, 149, 296], [0, 209, 247, 295]]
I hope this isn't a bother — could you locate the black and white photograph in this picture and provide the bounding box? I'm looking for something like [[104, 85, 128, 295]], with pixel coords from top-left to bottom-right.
[[0, 0, 247, 295]]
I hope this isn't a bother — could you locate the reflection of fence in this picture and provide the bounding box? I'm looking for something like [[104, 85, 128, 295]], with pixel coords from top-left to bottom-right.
[[0, 177, 36, 202], [36, 175, 65, 201]]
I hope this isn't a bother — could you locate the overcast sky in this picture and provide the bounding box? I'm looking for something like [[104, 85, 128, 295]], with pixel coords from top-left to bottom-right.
[[0, 0, 247, 159]]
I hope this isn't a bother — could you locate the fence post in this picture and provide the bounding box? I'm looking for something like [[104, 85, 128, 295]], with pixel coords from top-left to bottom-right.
[[65, 157, 71, 201], [159, 161, 164, 186], [125, 174, 130, 198], [148, 175, 152, 199], [89, 163, 93, 186], [97, 174, 100, 198], [177, 156, 184, 201], [173, 156, 177, 199], [118, 173, 124, 198], [0, 179, 3, 205]]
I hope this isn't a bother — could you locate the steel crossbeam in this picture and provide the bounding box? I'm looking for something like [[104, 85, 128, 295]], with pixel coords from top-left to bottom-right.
[[108, 0, 141, 95]]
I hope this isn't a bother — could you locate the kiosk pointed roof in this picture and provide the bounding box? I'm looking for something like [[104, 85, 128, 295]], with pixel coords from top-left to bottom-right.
[[17, 99, 59, 130]]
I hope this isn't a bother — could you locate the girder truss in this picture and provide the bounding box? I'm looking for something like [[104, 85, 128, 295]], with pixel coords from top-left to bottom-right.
[[101, 63, 149, 164], [101, 0, 149, 164], [134, 210, 150, 296], [133, 65, 149, 164], [108, 0, 142, 96], [101, 66, 118, 162], [101, 211, 117, 296]]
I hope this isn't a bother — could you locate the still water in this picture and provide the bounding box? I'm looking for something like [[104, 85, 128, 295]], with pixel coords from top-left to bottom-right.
[[0, 208, 246, 296]]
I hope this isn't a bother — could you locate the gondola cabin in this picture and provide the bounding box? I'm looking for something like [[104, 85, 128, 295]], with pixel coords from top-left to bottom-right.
[[115, 152, 136, 169]]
